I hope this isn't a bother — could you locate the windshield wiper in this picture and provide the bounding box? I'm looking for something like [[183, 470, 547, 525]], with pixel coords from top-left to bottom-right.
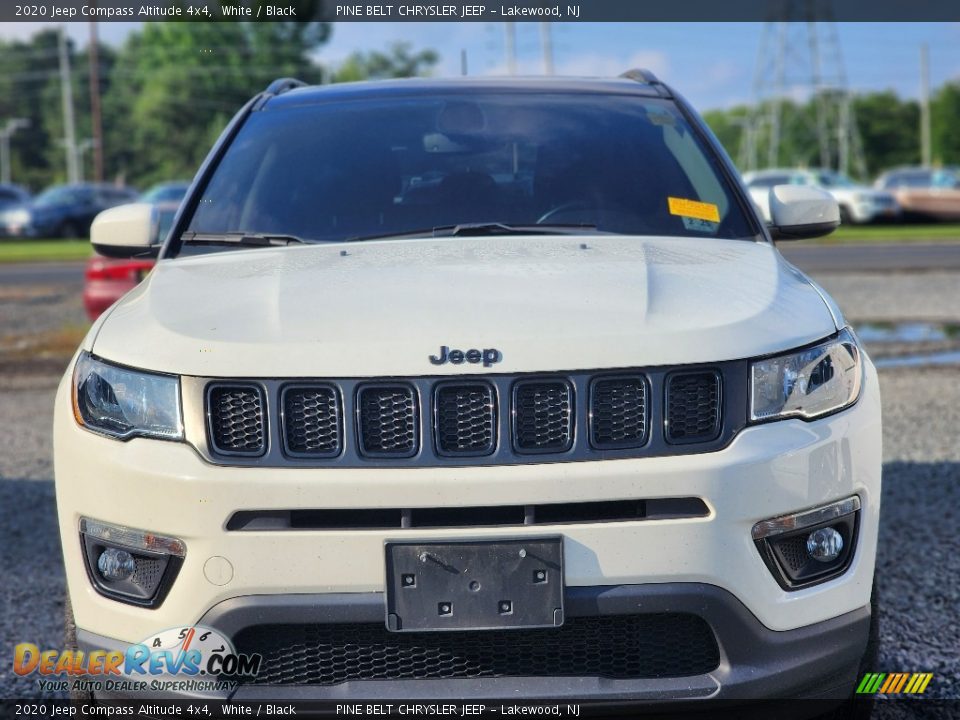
[[345, 223, 605, 243], [180, 231, 310, 247]]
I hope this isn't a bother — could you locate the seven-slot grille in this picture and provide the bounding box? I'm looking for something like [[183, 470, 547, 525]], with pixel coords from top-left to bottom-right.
[[434, 383, 497, 456], [203, 367, 733, 464], [207, 384, 266, 456], [665, 371, 721, 444]]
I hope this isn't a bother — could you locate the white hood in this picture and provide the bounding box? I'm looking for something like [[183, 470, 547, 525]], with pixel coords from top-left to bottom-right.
[[91, 235, 838, 377]]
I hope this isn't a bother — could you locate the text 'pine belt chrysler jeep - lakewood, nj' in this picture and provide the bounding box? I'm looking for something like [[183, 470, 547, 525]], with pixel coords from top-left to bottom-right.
[[54, 72, 881, 712]]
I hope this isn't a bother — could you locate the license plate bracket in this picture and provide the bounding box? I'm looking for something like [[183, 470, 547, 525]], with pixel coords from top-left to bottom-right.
[[385, 537, 564, 632]]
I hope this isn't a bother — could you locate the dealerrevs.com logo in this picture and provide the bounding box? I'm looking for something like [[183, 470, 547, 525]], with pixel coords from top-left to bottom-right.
[[13, 625, 261, 695]]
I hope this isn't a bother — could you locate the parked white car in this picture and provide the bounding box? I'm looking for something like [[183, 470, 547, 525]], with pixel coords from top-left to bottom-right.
[[744, 168, 899, 224], [54, 74, 881, 713]]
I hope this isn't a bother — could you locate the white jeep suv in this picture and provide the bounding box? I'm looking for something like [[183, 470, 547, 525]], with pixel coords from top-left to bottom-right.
[[55, 73, 881, 710]]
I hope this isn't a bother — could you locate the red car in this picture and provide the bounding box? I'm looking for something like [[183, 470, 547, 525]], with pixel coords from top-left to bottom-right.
[[82, 202, 178, 320]]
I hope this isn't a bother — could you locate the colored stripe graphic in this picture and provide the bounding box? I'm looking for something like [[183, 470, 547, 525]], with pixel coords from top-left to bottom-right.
[[858, 672, 933, 694]]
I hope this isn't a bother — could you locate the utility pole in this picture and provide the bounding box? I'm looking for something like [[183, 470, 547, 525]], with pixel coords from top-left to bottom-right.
[[58, 26, 79, 184], [920, 43, 931, 167], [742, 6, 867, 179], [504, 22, 517, 75], [539, 22, 554, 75], [88, 18, 104, 182], [77, 139, 95, 182], [0, 118, 30, 184]]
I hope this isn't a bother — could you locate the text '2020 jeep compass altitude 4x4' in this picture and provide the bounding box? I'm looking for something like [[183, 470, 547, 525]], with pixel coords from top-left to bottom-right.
[[55, 72, 880, 710]]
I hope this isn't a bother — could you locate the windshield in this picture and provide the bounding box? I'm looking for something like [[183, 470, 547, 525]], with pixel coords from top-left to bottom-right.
[[185, 92, 755, 245], [34, 186, 89, 207]]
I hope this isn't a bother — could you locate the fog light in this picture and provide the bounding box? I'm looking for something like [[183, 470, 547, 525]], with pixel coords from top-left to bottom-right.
[[80, 517, 185, 608], [806, 527, 844, 563], [97, 548, 136, 581]]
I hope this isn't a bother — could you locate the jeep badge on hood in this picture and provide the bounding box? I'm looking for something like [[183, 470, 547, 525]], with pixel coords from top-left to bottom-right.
[[429, 345, 502, 368]]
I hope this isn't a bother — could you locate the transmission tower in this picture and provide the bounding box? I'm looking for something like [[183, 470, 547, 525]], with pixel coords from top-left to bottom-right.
[[739, 2, 867, 179]]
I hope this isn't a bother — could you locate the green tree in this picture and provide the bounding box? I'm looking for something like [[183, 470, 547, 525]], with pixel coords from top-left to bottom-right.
[[931, 81, 960, 166], [103, 19, 331, 187], [853, 92, 920, 176], [334, 42, 439, 83]]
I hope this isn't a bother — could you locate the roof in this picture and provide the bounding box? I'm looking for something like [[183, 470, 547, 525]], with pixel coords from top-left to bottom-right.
[[263, 75, 668, 110]]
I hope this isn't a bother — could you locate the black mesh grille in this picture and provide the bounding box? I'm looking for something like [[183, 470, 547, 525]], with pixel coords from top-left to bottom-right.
[[435, 383, 496, 456], [513, 380, 573, 453], [357, 385, 418, 457], [665, 372, 721, 444], [774, 535, 811, 574], [282, 385, 341, 457], [208, 384, 265, 455], [234, 614, 719, 685], [590, 376, 648, 449]]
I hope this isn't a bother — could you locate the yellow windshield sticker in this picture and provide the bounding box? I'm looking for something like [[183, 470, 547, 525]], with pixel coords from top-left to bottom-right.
[[668, 197, 720, 223]]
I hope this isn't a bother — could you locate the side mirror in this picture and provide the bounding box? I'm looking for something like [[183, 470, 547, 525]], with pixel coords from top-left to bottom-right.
[[768, 185, 840, 240], [90, 203, 162, 258]]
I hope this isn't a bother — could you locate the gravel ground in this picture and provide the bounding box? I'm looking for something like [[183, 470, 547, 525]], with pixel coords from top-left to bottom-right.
[[815, 271, 960, 323], [0, 272, 958, 712]]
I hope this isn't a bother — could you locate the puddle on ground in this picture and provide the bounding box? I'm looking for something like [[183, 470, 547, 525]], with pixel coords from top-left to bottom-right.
[[873, 351, 960, 369], [854, 322, 960, 368]]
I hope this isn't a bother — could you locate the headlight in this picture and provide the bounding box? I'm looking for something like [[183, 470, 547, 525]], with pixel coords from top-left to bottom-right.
[[72, 352, 183, 440], [750, 329, 862, 422], [3, 208, 30, 225]]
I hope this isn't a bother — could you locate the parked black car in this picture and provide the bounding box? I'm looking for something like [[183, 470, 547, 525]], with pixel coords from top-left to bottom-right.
[[0, 183, 138, 238]]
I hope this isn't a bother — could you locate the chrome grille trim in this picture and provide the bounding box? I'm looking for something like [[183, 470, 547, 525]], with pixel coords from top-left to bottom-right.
[[186, 362, 747, 468]]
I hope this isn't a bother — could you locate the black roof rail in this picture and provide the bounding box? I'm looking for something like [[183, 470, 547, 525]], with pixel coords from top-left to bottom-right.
[[264, 78, 307, 96], [619, 68, 659, 84], [619, 68, 671, 97]]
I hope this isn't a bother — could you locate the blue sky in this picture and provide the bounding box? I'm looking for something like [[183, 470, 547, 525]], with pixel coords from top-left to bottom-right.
[[5, 21, 960, 110]]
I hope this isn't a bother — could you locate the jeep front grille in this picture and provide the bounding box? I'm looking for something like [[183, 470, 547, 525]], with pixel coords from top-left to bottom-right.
[[281, 384, 341, 457], [434, 382, 497, 456], [206, 383, 265, 456], [513, 380, 573, 453], [665, 371, 721, 444], [590, 376, 648, 449], [357, 384, 419, 457], [193, 362, 744, 467]]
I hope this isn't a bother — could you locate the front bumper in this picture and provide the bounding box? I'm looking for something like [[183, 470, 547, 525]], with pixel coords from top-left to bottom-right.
[[78, 583, 870, 702], [55, 355, 881, 700]]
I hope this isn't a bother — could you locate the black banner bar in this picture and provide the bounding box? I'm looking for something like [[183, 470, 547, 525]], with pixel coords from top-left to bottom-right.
[[2, 698, 958, 720], [3, 0, 960, 23]]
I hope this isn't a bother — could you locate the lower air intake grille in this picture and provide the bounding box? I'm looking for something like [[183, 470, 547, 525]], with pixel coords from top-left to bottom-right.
[[207, 384, 265, 455], [234, 614, 720, 685], [513, 380, 573, 453], [282, 385, 341, 457], [665, 371, 721, 444], [357, 385, 418, 457], [590, 376, 648, 449], [435, 383, 496, 456]]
